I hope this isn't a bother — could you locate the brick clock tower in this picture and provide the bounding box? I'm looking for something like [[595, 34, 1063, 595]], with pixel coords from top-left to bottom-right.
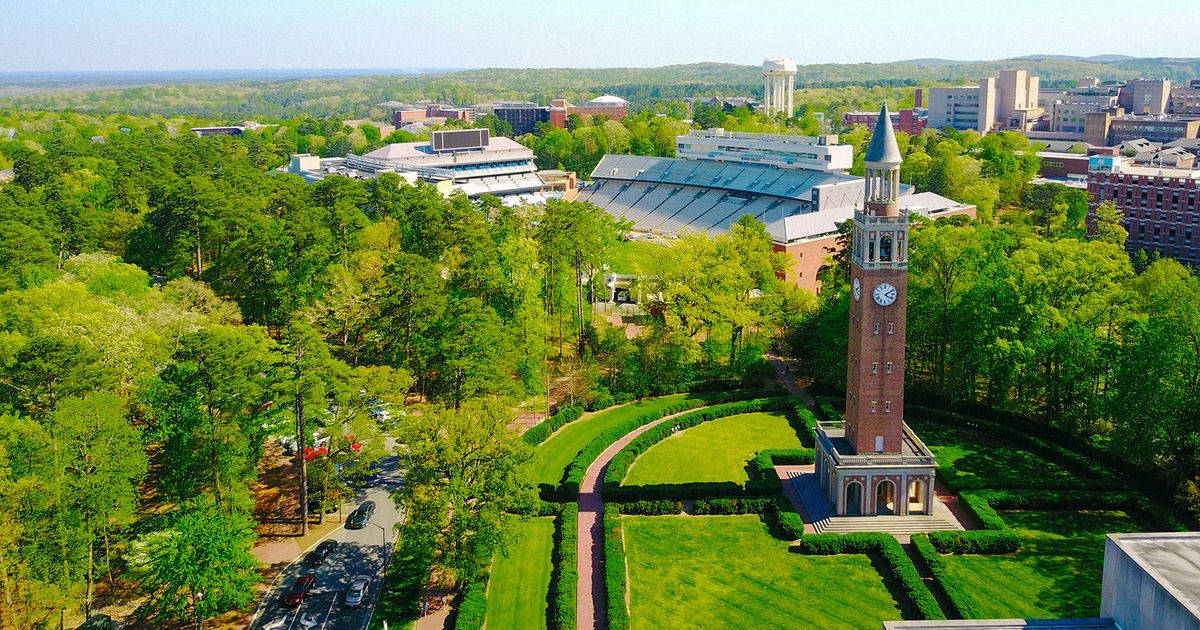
[[813, 104, 938, 518]]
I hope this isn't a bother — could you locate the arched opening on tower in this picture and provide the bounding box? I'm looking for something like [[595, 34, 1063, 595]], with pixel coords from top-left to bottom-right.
[[875, 479, 896, 515], [879, 234, 893, 262], [844, 481, 863, 516], [907, 479, 926, 515]]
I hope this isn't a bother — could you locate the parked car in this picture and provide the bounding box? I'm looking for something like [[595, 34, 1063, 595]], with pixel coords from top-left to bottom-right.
[[284, 574, 317, 606], [346, 501, 376, 529], [304, 540, 338, 567], [344, 575, 371, 607]]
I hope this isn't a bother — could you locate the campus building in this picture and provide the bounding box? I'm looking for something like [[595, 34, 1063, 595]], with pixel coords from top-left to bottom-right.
[[813, 107, 939, 518], [842, 107, 926, 136], [1087, 154, 1200, 264], [1106, 114, 1200, 145], [549, 95, 630, 127], [493, 105, 552, 136], [927, 70, 1042, 132], [1169, 80, 1200, 115], [286, 128, 565, 205], [577, 106, 975, 293], [1119, 78, 1172, 115]]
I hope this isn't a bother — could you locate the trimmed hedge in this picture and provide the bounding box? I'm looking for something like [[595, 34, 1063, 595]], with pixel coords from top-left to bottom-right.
[[790, 403, 819, 447], [603, 504, 630, 630], [749, 448, 816, 481], [523, 404, 584, 447], [813, 396, 843, 422], [615, 500, 683, 515], [452, 578, 488, 630], [557, 389, 786, 498], [927, 529, 1020, 554], [775, 511, 806, 540], [602, 396, 796, 489], [605, 479, 782, 502], [797, 532, 944, 620], [692, 496, 782, 515], [959, 492, 1008, 530], [911, 533, 979, 619], [548, 504, 578, 630]]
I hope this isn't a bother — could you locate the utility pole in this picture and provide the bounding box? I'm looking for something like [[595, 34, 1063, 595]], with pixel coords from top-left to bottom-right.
[[294, 342, 309, 537]]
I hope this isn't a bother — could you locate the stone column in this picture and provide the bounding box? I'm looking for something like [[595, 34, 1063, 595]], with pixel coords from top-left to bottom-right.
[[763, 75, 771, 114], [787, 74, 795, 118]]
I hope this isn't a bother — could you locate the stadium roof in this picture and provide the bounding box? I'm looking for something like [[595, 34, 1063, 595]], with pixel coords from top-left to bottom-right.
[[581, 155, 967, 244], [587, 95, 629, 105]]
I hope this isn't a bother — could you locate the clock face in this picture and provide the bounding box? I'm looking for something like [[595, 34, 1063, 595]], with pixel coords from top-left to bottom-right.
[[852, 278, 861, 301], [873, 283, 897, 306]]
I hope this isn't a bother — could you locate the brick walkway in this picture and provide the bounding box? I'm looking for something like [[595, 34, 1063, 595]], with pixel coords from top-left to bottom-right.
[[575, 407, 709, 630]]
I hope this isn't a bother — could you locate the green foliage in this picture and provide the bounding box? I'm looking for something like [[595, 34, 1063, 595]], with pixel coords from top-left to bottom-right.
[[603, 505, 630, 630], [797, 532, 944, 620], [521, 404, 583, 447], [453, 579, 488, 630], [911, 534, 979, 619], [129, 499, 261, 626], [615, 500, 684, 515], [548, 504, 578, 630], [927, 530, 1021, 554], [691, 496, 780, 515]]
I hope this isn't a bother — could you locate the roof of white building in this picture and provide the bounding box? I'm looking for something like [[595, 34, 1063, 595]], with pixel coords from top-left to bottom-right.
[[587, 95, 628, 105], [363, 135, 529, 161]]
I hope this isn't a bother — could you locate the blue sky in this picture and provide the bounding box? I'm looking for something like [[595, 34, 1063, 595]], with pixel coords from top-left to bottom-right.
[[3, 0, 1199, 71]]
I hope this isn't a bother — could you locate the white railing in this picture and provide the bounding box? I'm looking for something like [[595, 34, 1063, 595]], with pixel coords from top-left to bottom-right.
[[815, 421, 936, 467]]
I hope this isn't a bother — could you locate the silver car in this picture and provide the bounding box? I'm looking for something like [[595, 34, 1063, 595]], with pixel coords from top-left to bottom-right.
[[345, 576, 371, 607]]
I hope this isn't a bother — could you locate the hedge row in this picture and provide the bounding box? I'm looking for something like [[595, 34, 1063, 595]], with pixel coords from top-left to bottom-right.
[[775, 511, 806, 540], [615, 500, 683, 515], [790, 403, 819, 447], [693, 496, 783, 515], [606, 479, 782, 502], [908, 405, 1124, 492], [603, 504, 630, 630], [813, 396, 843, 422], [911, 533, 979, 619], [749, 448, 816, 481], [602, 396, 796, 488], [548, 503, 578, 630], [522, 405, 585, 447], [556, 389, 785, 498], [797, 532, 944, 620], [452, 578, 488, 630], [964, 489, 1188, 534], [927, 529, 1020, 554]]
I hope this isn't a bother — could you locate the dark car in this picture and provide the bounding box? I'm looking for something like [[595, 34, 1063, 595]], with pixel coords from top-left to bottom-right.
[[304, 540, 338, 567], [284, 574, 317, 606], [346, 501, 376, 530]]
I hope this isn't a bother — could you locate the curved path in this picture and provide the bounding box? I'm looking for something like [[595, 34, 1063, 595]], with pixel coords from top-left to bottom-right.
[[575, 407, 703, 630]]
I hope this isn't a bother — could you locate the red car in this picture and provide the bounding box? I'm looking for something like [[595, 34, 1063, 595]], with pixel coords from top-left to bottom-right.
[[284, 574, 317, 607]]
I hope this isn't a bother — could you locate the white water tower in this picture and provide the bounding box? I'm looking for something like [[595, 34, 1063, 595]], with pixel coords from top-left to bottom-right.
[[762, 57, 798, 118]]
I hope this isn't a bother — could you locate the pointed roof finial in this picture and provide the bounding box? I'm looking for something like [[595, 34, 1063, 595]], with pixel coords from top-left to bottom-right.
[[864, 101, 902, 165]]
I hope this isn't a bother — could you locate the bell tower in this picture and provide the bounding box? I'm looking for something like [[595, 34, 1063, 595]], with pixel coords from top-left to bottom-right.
[[845, 103, 908, 454]]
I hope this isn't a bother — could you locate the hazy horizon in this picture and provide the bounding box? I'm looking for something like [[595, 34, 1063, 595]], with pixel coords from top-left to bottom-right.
[[5, 0, 1199, 72]]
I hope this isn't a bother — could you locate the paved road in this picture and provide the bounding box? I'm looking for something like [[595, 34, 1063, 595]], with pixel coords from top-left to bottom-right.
[[252, 456, 403, 630]]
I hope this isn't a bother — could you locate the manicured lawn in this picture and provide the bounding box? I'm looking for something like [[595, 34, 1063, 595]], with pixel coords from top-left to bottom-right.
[[907, 417, 1116, 489], [609, 239, 669, 274], [532, 393, 699, 487], [942, 509, 1143, 619], [623, 411, 802, 485], [624, 515, 903, 629], [485, 517, 555, 629]]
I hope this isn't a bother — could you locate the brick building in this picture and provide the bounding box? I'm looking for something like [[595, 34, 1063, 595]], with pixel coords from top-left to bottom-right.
[[549, 95, 630, 128], [1106, 114, 1200, 145], [1087, 155, 1200, 264], [842, 108, 926, 136], [494, 105, 551, 136], [1169, 80, 1200, 115]]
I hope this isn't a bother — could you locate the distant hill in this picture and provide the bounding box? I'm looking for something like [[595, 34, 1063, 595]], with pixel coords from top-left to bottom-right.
[[1, 56, 1198, 118]]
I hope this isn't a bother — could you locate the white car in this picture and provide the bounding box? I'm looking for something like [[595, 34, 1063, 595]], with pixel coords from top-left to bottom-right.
[[344, 575, 371, 607]]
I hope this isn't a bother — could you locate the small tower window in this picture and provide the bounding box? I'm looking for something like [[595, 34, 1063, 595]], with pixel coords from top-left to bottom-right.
[[879, 234, 893, 262], [873, 322, 880, 335], [872, 362, 878, 374], [884, 401, 891, 413], [870, 400, 877, 413], [885, 361, 893, 374], [887, 322, 895, 335]]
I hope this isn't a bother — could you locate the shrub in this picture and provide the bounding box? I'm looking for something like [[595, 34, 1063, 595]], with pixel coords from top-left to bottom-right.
[[606, 480, 781, 502], [775, 511, 806, 540], [927, 529, 1020, 554], [790, 403, 819, 446], [453, 578, 488, 630], [959, 492, 1008, 530], [603, 505, 630, 630], [523, 404, 585, 447], [548, 503, 578, 630], [615, 500, 683, 515], [797, 532, 943, 619], [814, 396, 843, 421], [692, 496, 781, 515], [911, 533, 979, 619], [749, 448, 816, 480], [586, 390, 616, 412], [614, 391, 636, 405]]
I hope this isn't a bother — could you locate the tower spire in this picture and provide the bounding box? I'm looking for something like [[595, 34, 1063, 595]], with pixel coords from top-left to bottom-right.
[[864, 102, 901, 165]]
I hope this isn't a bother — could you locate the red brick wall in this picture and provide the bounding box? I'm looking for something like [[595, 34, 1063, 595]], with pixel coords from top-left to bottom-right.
[[774, 237, 837, 294], [845, 266, 908, 454]]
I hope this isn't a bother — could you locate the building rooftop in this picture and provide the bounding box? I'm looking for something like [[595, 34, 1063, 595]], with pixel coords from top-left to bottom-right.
[[1109, 532, 1200, 617], [587, 95, 628, 105], [815, 421, 936, 466], [363, 135, 529, 161]]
